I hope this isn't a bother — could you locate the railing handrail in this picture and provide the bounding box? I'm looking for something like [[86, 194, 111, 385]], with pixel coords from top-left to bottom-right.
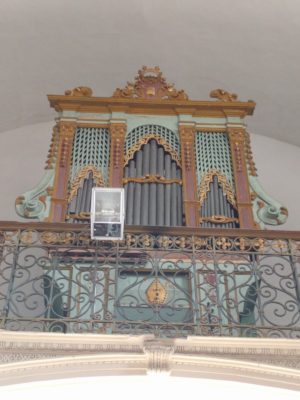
[[0, 220, 300, 240]]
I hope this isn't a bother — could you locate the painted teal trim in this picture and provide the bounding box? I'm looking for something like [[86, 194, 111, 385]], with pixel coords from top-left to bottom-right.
[[15, 170, 55, 221], [225, 116, 245, 124], [125, 124, 180, 157], [249, 175, 288, 228], [126, 115, 179, 135], [71, 127, 110, 183]]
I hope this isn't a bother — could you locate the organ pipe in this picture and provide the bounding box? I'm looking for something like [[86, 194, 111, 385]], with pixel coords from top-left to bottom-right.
[[124, 139, 183, 227], [200, 175, 239, 229]]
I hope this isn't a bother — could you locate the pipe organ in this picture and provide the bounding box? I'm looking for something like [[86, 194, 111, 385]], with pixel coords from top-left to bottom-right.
[[16, 66, 288, 229]]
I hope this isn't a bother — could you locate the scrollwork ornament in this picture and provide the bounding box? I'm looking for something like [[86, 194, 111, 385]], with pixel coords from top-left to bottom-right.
[[124, 134, 181, 167], [210, 88, 238, 102], [198, 170, 236, 208], [64, 86, 93, 97], [113, 66, 188, 100], [68, 166, 104, 203]]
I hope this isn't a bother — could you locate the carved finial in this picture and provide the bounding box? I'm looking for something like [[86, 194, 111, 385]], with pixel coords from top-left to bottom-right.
[[113, 66, 188, 100], [64, 86, 93, 97], [210, 89, 238, 102]]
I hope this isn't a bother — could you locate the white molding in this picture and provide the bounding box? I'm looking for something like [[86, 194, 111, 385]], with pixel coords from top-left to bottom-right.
[[0, 330, 300, 391]]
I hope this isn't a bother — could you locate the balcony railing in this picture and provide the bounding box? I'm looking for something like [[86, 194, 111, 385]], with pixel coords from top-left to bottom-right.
[[0, 221, 300, 338]]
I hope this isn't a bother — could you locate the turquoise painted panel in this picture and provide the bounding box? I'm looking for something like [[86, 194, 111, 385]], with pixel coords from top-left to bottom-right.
[[126, 115, 179, 135], [71, 127, 110, 183], [195, 131, 234, 189], [125, 124, 180, 158]]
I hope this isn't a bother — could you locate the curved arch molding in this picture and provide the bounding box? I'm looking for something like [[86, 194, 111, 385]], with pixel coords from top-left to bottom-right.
[[0, 331, 299, 391]]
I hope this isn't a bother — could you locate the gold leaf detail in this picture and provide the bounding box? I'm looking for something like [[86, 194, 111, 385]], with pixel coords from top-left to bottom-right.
[[146, 279, 167, 305], [210, 89, 238, 102], [198, 170, 236, 208], [113, 66, 188, 100], [65, 86, 93, 97], [124, 134, 181, 167], [200, 215, 239, 224], [68, 166, 104, 203], [123, 175, 182, 185]]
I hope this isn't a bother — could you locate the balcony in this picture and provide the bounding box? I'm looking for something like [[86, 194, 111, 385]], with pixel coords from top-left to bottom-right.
[[0, 221, 300, 338]]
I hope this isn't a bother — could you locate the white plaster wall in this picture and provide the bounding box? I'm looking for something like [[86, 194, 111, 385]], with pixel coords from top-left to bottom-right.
[[0, 121, 299, 230]]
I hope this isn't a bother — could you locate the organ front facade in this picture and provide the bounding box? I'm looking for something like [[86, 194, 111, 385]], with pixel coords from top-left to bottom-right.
[[16, 66, 287, 229], [3, 67, 299, 342]]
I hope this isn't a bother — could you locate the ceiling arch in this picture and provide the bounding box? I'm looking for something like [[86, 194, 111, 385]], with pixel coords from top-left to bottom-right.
[[0, 0, 300, 145]]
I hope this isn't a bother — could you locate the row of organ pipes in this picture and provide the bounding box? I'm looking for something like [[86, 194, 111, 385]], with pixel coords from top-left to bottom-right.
[[200, 175, 238, 228], [124, 140, 183, 226], [67, 171, 94, 222], [67, 141, 238, 228]]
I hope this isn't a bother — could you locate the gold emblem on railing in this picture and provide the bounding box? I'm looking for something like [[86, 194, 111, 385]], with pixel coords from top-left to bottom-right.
[[146, 279, 167, 305]]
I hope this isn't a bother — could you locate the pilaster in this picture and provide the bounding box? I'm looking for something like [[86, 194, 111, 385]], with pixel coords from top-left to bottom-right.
[[49, 122, 76, 222], [179, 124, 199, 227], [228, 128, 256, 229], [109, 122, 126, 187]]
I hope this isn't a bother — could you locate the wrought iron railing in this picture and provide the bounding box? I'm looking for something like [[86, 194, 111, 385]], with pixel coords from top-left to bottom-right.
[[0, 222, 300, 338]]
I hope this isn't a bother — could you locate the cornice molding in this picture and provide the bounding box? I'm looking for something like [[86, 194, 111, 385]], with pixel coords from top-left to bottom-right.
[[48, 95, 255, 118], [0, 331, 300, 391]]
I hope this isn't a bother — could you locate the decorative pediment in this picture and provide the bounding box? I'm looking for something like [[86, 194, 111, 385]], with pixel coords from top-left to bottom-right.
[[113, 66, 188, 100]]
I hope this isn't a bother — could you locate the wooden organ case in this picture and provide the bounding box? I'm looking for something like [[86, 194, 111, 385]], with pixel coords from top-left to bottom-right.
[[16, 66, 288, 229]]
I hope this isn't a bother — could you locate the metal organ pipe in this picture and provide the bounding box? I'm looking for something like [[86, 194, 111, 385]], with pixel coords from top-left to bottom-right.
[[171, 161, 177, 226], [84, 172, 93, 213], [157, 146, 165, 226], [133, 150, 142, 225], [164, 154, 171, 226], [126, 159, 135, 225], [200, 177, 238, 229], [177, 169, 183, 226], [149, 140, 157, 226], [124, 140, 183, 227], [141, 143, 150, 225]]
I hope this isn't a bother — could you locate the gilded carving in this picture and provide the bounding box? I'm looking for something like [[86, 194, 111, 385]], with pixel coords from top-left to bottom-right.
[[244, 131, 258, 176], [60, 123, 76, 138], [110, 124, 126, 138], [146, 279, 167, 305], [19, 231, 35, 245], [200, 215, 239, 224], [66, 212, 90, 221], [40, 231, 73, 245], [68, 166, 104, 202], [113, 66, 188, 100], [179, 126, 195, 171], [110, 124, 126, 172], [123, 175, 182, 185], [45, 125, 60, 170], [64, 86, 93, 97], [124, 134, 181, 167], [198, 170, 236, 208], [216, 237, 232, 250], [210, 89, 238, 102]]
